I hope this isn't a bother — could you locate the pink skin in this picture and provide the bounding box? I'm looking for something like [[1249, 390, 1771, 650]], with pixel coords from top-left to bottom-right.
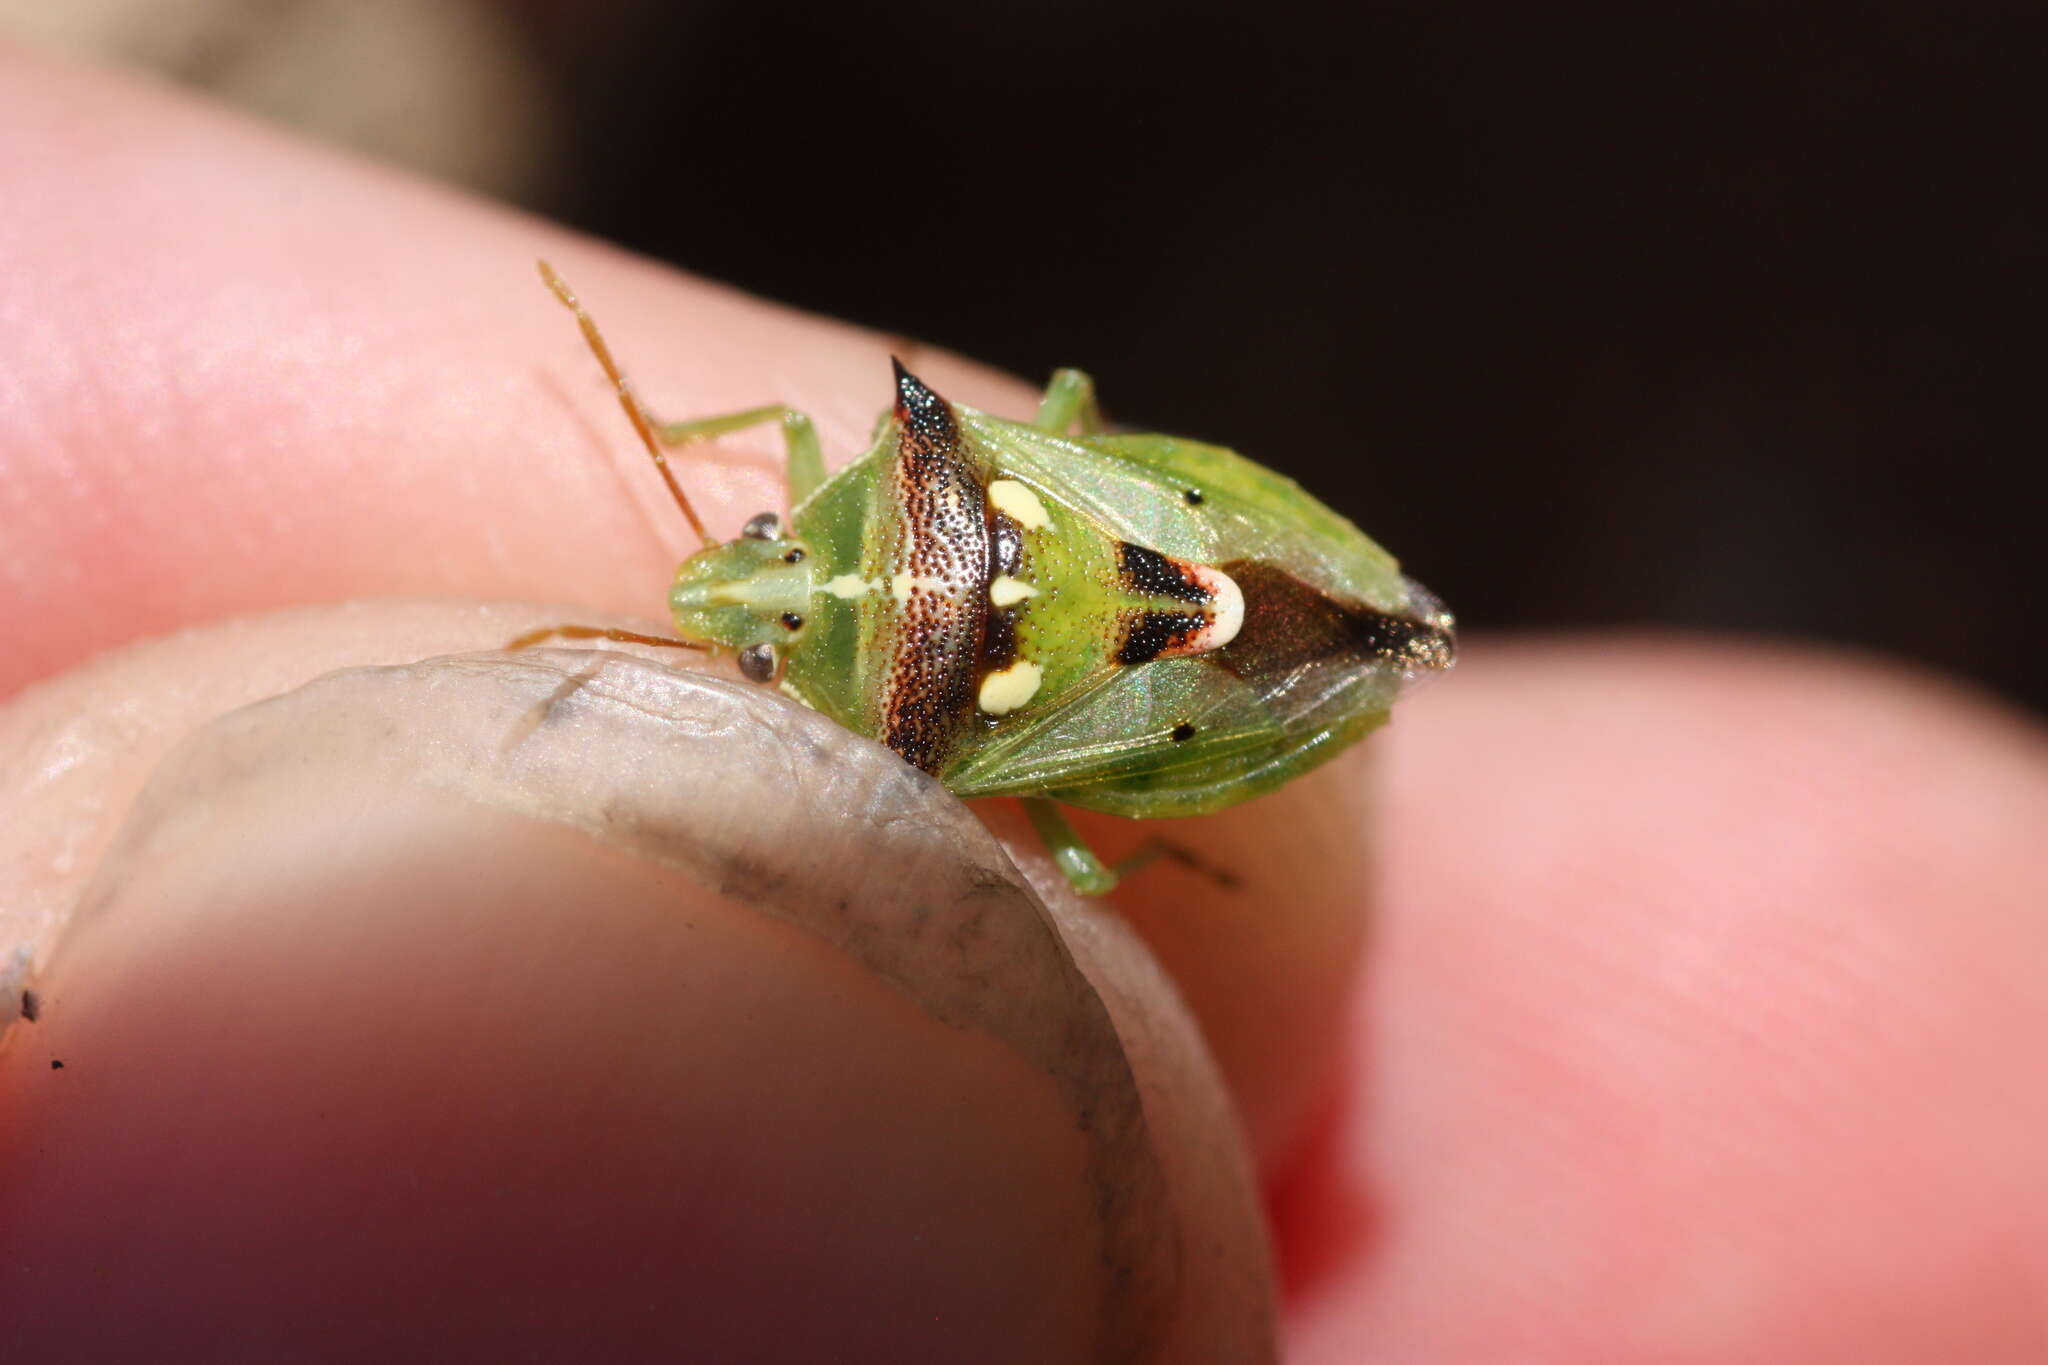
[[5, 43, 2048, 1362]]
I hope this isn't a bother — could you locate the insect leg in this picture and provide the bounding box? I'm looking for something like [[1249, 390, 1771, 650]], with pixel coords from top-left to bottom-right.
[[541, 264, 827, 532], [1106, 838, 1242, 893], [1022, 797, 1120, 896], [651, 407, 827, 506], [1033, 368, 1103, 435], [505, 624, 710, 652], [1022, 798, 1243, 895]]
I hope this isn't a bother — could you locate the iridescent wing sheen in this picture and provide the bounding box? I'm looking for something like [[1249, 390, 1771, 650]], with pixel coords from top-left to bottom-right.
[[942, 411, 1442, 816], [943, 649, 1403, 816], [955, 414, 1410, 611]]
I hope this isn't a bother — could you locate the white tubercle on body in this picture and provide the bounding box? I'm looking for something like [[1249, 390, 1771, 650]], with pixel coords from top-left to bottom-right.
[[1182, 564, 1244, 653]]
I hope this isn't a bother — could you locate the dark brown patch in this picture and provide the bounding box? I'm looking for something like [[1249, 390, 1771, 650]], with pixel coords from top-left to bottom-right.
[[881, 363, 988, 773], [20, 989, 40, 1023], [990, 509, 1024, 578], [976, 506, 1028, 694], [1117, 542, 1213, 605], [1211, 560, 1451, 684], [981, 602, 1021, 672], [1118, 610, 1209, 664]]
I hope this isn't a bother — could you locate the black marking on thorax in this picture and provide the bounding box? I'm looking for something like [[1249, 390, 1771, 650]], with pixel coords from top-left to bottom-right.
[[979, 507, 1027, 680], [992, 510, 1025, 578], [1209, 559, 1448, 684]]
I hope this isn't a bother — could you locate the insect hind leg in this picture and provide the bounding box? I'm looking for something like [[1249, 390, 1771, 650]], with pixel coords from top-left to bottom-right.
[[1034, 368, 1103, 435], [1110, 836, 1241, 893], [1023, 798, 1119, 895], [1022, 797, 1240, 896]]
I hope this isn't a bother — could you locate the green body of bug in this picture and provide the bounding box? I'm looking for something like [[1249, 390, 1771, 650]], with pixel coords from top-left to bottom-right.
[[527, 265, 1455, 894]]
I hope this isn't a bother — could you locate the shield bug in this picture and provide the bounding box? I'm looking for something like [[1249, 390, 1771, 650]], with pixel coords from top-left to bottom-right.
[[517, 263, 1455, 894]]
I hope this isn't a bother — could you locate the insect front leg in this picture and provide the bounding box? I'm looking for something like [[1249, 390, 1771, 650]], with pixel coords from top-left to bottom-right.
[[652, 406, 828, 506], [538, 263, 828, 526], [1033, 368, 1103, 436]]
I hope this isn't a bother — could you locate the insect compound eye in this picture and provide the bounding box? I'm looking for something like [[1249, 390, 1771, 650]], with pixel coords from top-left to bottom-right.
[[779, 612, 805, 631], [737, 643, 778, 684], [1182, 489, 1205, 506], [740, 511, 782, 541], [1170, 722, 1197, 742], [780, 547, 806, 564]]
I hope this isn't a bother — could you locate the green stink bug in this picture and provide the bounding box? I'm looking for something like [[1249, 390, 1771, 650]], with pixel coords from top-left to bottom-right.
[[518, 264, 1455, 894]]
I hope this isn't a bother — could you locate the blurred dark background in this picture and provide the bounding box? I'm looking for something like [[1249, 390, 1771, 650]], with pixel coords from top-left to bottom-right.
[[563, 0, 2047, 713], [16, 0, 2041, 709]]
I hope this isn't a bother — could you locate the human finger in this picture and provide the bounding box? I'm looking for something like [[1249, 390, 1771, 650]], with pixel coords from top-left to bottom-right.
[[1282, 640, 2048, 1361], [0, 603, 1276, 1361]]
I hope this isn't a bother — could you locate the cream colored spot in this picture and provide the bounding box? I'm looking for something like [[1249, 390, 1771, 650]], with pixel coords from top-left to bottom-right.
[[821, 574, 876, 599], [1195, 565, 1245, 649], [987, 479, 1049, 530], [977, 659, 1043, 715], [890, 573, 947, 602], [989, 575, 1038, 608]]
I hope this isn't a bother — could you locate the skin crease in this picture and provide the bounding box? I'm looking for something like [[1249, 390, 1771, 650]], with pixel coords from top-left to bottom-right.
[[4, 41, 2048, 1365]]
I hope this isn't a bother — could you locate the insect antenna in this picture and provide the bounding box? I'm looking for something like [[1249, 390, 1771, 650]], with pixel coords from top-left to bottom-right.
[[538, 260, 713, 549], [506, 623, 711, 652]]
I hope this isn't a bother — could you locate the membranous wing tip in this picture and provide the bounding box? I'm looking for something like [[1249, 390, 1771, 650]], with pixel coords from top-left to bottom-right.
[[1393, 576, 1458, 681]]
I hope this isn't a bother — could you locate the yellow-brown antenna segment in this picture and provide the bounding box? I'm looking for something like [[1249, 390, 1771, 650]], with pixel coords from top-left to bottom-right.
[[538, 260, 712, 548]]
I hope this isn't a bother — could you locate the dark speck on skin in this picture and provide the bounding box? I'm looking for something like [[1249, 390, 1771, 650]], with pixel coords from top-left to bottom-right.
[[20, 989, 39, 1023], [539, 669, 597, 723], [780, 726, 831, 763], [710, 850, 798, 904], [50, 1058, 64, 1070], [501, 664, 605, 752], [944, 905, 994, 956]]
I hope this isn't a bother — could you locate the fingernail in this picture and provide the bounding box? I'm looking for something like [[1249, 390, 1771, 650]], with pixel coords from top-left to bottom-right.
[[1, 651, 1214, 1361]]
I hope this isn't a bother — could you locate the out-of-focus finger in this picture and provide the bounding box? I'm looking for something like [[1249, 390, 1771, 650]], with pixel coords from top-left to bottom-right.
[[1282, 640, 2048, 1361]]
